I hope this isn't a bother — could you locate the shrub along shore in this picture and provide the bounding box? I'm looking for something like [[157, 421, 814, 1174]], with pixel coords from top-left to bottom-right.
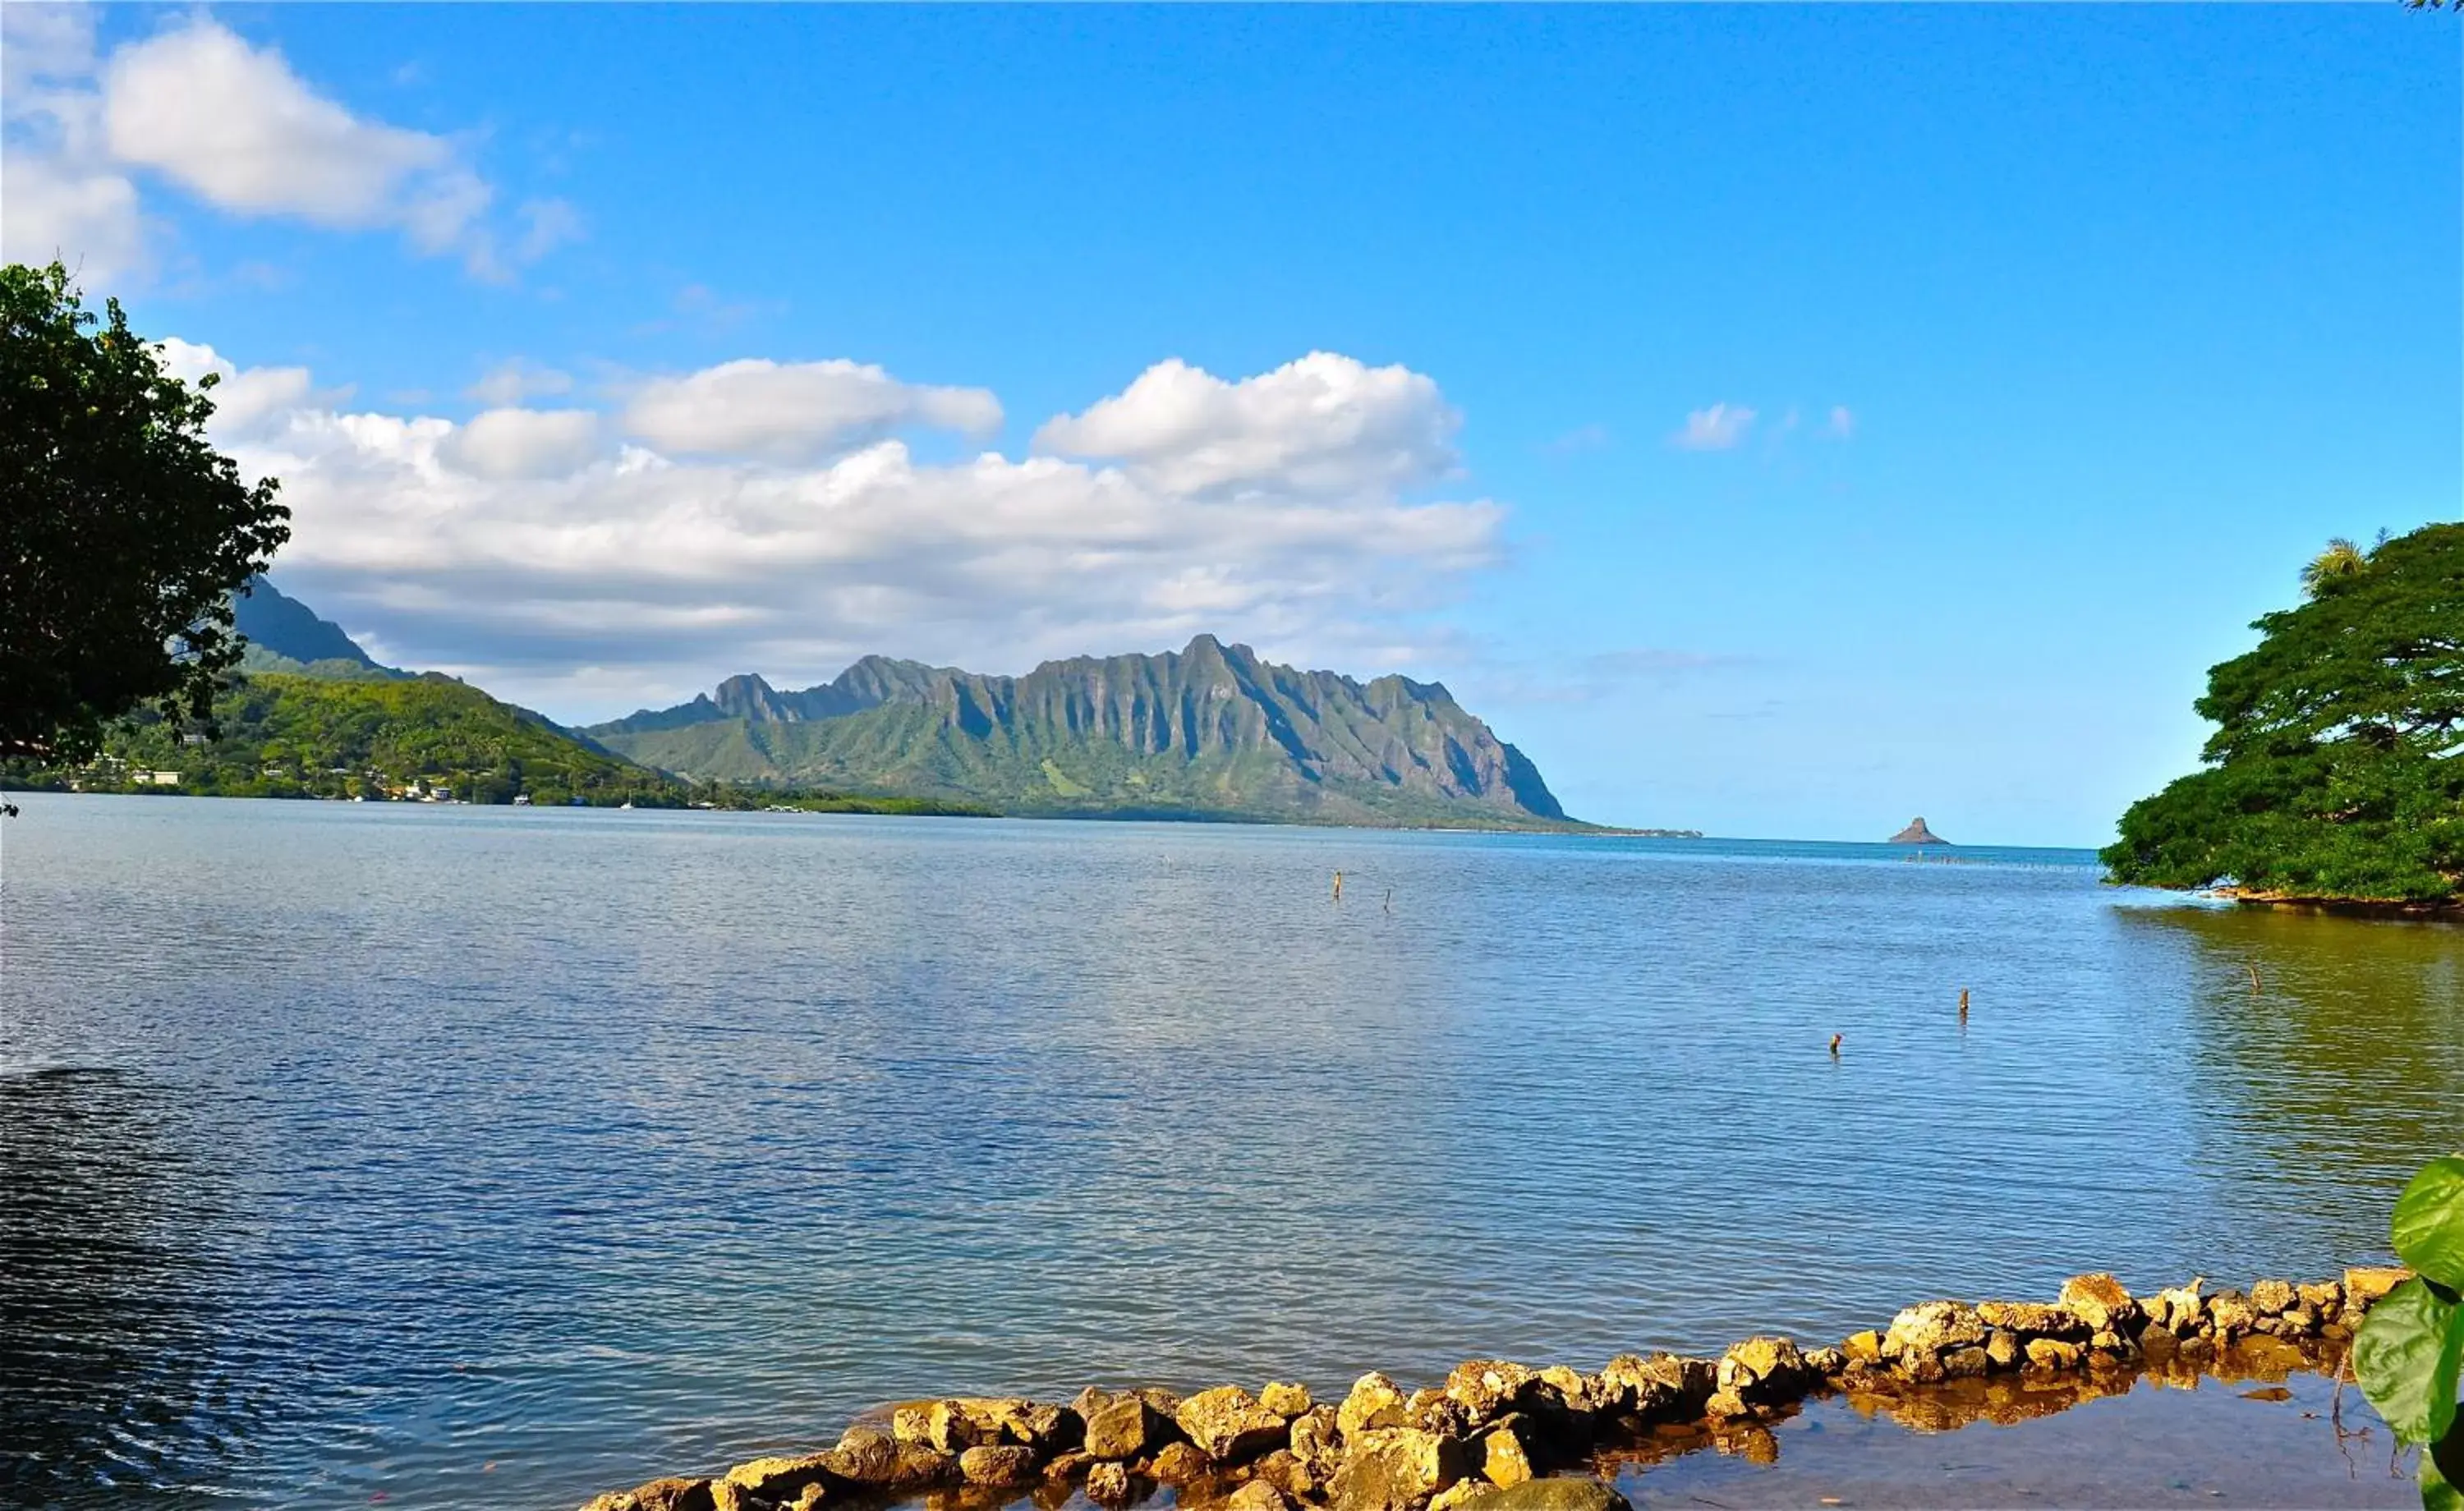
[[582, 1265, 2410, 1511]]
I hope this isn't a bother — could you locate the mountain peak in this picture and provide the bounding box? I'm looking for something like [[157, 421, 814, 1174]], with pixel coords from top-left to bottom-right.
[[230, 576, 401, 677], [1888, 816, 1950, 845], [586, 635, 1581, 829]]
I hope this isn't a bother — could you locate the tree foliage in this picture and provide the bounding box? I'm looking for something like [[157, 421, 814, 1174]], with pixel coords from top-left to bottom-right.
[[2103, 522, 2464, 903], [1, 262, 290, 763]]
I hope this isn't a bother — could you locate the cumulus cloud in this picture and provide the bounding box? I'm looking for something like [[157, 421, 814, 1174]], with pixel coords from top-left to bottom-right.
[[1033, 352, 1459, 498], [622, 359, 1004, 464], [1, 6, 146, 282], [155, 337, 329, 439], [2, 11, 564, 282], [174, 346, 1506, 717], [439, 407, 602, 480], [1671, 402, 1756, 452]]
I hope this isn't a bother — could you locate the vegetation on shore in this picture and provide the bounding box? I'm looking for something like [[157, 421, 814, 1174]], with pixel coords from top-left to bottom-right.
[[2103, 521, 2464, 906], [0, 671, 991, 815]]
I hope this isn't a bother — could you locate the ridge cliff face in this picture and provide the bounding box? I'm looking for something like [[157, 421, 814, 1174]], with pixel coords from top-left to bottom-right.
[[588, 635, 1573, 827]]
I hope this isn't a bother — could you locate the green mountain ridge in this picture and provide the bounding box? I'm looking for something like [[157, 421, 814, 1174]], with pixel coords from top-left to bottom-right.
[[18, 578, 1603, 829], [588, 635, 1585, 828]]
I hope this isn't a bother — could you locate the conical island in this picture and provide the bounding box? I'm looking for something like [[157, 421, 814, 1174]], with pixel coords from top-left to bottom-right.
[[1889, 815, 1950, 844]]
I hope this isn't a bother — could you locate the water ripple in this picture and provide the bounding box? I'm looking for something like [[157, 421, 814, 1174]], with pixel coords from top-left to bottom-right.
[[0, 797, 2457, 1509]]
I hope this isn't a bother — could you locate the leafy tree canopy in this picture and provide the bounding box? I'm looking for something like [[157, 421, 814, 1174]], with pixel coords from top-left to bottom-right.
[[1, 262, 290, 763], [2103, 522, 2464, 904]]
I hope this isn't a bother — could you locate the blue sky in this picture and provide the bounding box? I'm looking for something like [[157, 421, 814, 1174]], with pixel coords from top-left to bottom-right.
[[6, 5, 2457, 843]]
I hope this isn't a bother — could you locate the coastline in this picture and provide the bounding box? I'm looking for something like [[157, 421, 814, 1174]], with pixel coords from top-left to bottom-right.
[[581, 1266, 2410, 1511], [2216, 888, 2464, 921]]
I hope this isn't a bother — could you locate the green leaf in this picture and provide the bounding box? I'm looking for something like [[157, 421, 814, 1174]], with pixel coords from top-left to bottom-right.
[[2396, 1157, 2464, 1292], [2427, 1432, 2463, 1511], [2358, 1279, 2462, 1444], [2439, 1306, 2464, 1452]]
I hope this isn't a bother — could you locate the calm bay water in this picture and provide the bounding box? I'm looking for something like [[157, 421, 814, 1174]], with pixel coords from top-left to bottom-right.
[[2, 796, 2459, 1509]]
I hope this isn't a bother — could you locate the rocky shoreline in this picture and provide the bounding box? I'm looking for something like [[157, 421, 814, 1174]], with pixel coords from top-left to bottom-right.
[[581, 1265, 2411, 1511]]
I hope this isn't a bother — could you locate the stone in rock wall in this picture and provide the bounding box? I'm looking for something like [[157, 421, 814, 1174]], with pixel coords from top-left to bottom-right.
[[1262, 1382, 1315, 1419], [1407, 1389, 1477, 1440], [1340, 1374, 1412, 1439], [2344, 1266, 2410, 1308], [580, 1478, 715, 1511], [1445, 1362, 1539, 1422], [1255, 1448, 1317, 1499], [1178, 1387, 1293, 1463], [1331, 1427, 1468, 1511], [1884, 1301, 1988, 1360], [1976, 1302, 2087, 1339], [1446, 1478, 1630, 1511], [721, 1455, 834, 1501], [2056, 1274, 2141, 1334], [959, 1445, 1039, 1485], [1232, 1481, 1294, 1511], [1083, 1395, 1168, 1461], [1147, 1441, 1215, 1485]]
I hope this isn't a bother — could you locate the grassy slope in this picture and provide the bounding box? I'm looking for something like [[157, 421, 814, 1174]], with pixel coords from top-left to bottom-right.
[[58, 673, 679, 805]]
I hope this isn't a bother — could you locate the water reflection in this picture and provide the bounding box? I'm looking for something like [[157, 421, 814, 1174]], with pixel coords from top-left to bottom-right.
[[1608, 1336, 2416, 1509], [2118, 905, 2464, 1270], [0, 1066, 247, 1503]]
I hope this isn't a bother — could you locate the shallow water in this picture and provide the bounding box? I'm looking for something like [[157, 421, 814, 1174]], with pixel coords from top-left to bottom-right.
[[2, 797, 2458, 1509], [1614, 1359, 2418, 1509]]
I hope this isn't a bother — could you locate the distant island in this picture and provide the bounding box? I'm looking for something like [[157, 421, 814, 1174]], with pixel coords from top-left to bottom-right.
[[1887, 816, 1949, 845], [2, 578, 1675, 834]]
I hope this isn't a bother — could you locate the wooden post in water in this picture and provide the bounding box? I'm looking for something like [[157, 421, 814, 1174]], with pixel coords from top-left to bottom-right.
[[1959, 987, 1970, 1025]]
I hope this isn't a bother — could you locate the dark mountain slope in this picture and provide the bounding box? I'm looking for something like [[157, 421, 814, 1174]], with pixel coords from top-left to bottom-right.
[[231, 576, 406, 680]]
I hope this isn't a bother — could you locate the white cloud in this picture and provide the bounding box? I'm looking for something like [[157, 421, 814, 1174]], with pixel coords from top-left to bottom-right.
[[182, 347, 1506, 717], [1672, 402, 1756, 452], [1033, 351, 1459, 498], [1, 6, 146, 282], [467, 358, 575, 406], [1, 149, 146, 281], [3, 12, 566, 283], [439, 407, 602, 480], [102, 18, 496, 265], [1827, 405, 1855, 439], [622, 358, 1004, 464], [155, 337, 325, 439]]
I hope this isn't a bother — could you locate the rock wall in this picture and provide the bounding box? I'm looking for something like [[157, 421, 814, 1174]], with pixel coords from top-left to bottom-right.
[[580, 1265, 2412, 1511]]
